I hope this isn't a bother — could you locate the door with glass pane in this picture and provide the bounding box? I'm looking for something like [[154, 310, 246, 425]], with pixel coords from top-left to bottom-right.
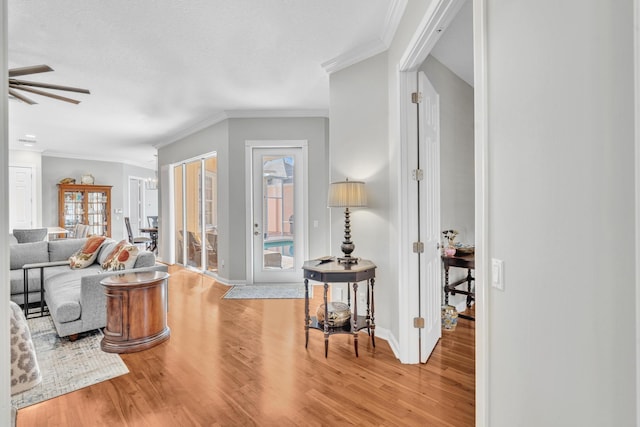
[[173, 154, 218, 272], [251, 147, 304, 283]]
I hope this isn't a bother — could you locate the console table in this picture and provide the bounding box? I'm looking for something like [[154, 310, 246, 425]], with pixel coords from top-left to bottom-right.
[[100, 271, 170, 353], [442, 253, 475, 320], [302, 258, 376, 357]]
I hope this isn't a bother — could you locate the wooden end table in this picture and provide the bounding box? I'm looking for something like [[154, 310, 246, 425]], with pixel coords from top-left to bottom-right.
[[302, 258, 376, 357], [100, 271, 170, 353], [442, 253, 475, 320]]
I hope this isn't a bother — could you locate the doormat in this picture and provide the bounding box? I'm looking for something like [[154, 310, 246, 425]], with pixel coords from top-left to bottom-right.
[[223, 284, 306, 299], [11, 316, 129, 409]]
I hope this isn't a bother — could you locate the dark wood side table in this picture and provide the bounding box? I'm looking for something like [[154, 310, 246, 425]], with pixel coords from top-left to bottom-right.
[[442, 253, 475, 321], [100, 271, 170, 353], [302, 259, 376, 357]]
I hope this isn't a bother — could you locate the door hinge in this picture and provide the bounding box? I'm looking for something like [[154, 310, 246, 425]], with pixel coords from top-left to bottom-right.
[[412, 241, 424, 253], [411, 92, 422, 104], [412, 169, 424, 181], [413, 317, 425, 328]]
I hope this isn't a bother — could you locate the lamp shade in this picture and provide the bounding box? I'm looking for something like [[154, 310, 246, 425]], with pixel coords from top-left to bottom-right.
[[327, 180, 367, 208]]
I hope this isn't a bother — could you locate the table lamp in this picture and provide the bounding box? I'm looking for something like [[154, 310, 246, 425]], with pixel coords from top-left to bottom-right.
[[327, 178, 367, 264]]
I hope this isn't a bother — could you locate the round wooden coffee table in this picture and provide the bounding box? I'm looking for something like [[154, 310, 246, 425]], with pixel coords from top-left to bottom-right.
[[100, 271, 170, 353]]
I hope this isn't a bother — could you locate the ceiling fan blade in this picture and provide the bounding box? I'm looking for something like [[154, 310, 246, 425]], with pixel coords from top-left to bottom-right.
[[9, 64, 53, 78], [9, 84, 81, 104], [8, 88, 37, 104], [9, 78, 90, 94]]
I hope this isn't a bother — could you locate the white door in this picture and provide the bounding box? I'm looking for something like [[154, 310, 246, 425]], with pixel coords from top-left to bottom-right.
[[418, 71, 442, 362], [9, 166, 33, 230], [251, 147, 305, 283]]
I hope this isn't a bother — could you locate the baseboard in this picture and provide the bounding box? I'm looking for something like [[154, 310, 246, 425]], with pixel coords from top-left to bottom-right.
[[202, 271, 245, 286]]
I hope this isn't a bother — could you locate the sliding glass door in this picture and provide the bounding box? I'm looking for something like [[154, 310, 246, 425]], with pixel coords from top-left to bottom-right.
[[173, 153, 218, 273]]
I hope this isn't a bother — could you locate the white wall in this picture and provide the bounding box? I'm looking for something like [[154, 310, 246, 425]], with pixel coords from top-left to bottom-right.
[[329, 52, 391, 322], [41, 156, 155, 240], [486, 1, 635, 425]]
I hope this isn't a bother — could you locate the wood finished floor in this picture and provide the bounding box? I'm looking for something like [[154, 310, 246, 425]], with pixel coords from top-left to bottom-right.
[[17, 266, 475, 427]]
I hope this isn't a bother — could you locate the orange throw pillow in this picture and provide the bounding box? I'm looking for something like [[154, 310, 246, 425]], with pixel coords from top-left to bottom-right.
[[102, 241, 139, 271], [100, 240, 128, 269], [69, 235, 107, 269]]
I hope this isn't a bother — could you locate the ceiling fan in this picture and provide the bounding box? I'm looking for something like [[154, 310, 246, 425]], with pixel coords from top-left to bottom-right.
[[8, 64, 90, 105]]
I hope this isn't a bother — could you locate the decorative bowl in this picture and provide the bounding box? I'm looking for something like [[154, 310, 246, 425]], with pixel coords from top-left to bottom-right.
[[317, 301, 352, 327]]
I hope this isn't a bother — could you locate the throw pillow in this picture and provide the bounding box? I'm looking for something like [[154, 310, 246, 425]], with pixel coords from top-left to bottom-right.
[[103, 242, 139, 271], [100, 240, 128, 269], [69, 235, 107, 269]]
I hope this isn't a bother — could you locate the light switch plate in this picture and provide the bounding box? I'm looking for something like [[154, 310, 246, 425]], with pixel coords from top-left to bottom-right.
[[492, 258, 504, 291]]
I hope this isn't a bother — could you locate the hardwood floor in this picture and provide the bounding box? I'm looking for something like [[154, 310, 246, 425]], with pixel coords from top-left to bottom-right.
[[17, 266, 475, 426]]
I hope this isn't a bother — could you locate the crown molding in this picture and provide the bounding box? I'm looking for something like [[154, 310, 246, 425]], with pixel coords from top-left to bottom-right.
[[153, 111, 229, 149], [321, 0, 408, 74], [153, 109, 329, 149], [42, 150, 156, 170]]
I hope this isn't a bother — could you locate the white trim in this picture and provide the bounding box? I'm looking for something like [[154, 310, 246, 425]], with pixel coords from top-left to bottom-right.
[[397, 71, 420, 364], [473, 0, 489, 425], [154, 109, 329, 149], [322, 0, 408, 74], [43, 150, 155, 170], [1, 0, 11, 423], [634, 0, 640, 424], [396, 0, 488, 423], [322, 39, 388, 74], [398, 0, 467, 72]]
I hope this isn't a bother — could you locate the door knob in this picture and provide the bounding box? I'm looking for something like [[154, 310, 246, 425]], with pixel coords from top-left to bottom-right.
[[254, 231, 260, 236]]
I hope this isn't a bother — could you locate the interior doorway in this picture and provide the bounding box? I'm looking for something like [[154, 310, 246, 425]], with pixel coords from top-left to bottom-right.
[[398, 0, 487, 422]]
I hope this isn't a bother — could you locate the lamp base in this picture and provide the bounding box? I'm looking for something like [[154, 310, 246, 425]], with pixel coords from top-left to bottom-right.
[[337, 256, 359, 265]]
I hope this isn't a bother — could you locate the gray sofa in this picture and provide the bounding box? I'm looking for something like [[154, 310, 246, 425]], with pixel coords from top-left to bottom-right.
[[9, 237, 168, 338]]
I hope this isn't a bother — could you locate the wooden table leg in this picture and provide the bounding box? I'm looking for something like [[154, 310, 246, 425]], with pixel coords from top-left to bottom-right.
[[304, 279, 309, 348], [353, 282, 359, 357], [323, 282, 329, 358]]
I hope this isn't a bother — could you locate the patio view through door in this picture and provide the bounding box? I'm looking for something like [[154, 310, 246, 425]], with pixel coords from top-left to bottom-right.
[[173, 154, 218, 273], [250, 146, 305, 283]]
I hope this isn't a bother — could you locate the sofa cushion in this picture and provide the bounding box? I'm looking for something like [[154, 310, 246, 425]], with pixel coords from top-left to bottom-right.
[[48, 238, 87, 262], [10, 241, 48, 270], [13, 228, 47, 243], [69, 236, 107, 269], [8, 234, 18, 244], [133, 251, 156, 268]]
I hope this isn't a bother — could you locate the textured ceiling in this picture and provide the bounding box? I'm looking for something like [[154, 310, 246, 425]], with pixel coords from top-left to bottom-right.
[[8, 0, 398, 168]]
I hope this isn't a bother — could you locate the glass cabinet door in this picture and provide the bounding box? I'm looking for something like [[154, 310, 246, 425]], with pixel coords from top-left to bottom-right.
[[63, 190, 85, 230], [87, 190, 108, 236]]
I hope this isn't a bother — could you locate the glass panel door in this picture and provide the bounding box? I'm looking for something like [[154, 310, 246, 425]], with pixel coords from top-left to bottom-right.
[[172, 154, 217, 271], [174, 165, 184, 264], [185, 161, 202, 269], [252, 147, 304, 283], [204, 157, 218, 272]]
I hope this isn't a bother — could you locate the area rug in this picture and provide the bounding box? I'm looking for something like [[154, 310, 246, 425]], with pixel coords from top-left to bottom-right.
[[223, 283, 307, 299], [11, 316, 129, 409]]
